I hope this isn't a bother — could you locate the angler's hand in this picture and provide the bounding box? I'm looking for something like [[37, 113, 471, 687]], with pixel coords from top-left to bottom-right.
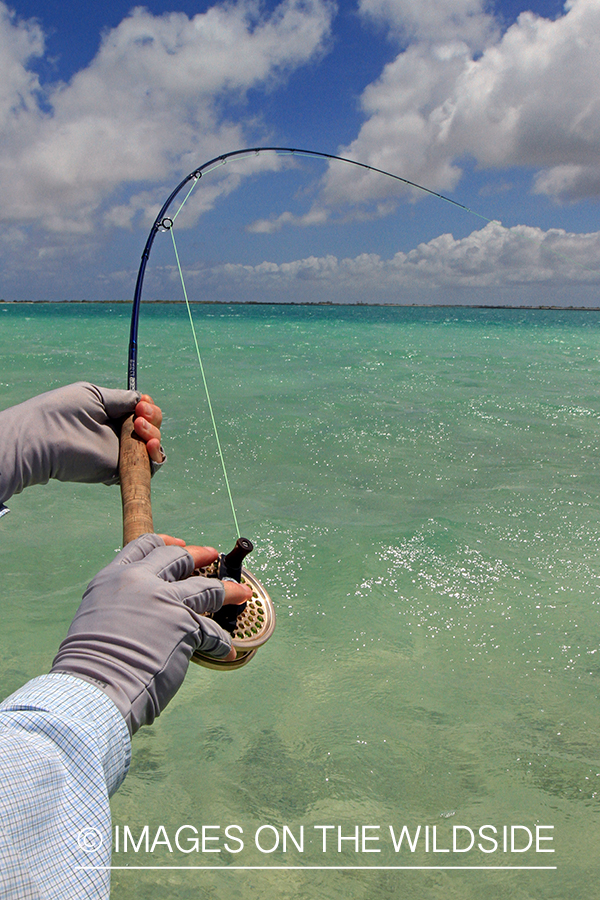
[[134, 394, 164, 464], [51, 534, 252, 735], [0, 382, 165, 506]]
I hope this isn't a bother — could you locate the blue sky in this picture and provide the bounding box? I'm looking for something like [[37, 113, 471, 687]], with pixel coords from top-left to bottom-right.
[[2, 0, 600, 305]]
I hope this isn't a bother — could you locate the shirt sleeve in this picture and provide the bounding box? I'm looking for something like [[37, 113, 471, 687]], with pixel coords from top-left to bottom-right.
[[0, 673, 131, 900]]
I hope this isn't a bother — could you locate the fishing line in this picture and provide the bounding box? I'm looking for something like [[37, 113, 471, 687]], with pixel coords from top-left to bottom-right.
[[128, 144, 598, 393], [126, 144, 596, 538], [126, 145, 483, 389], [124, 143, 594, 669], [168, 221, 241, 539], [170, 172, 202, 225]]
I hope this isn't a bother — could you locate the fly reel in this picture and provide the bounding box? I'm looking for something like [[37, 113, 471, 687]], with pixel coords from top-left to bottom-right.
[[191, 538, 276, 671]]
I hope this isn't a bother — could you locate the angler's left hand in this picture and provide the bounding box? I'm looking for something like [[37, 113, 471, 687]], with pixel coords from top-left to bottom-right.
[[0, 382, 165, 506], [133, 394, 164, 464]]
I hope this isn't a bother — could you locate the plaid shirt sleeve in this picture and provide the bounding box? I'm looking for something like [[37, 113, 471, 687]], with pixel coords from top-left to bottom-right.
[[0, 673, 131, 899]]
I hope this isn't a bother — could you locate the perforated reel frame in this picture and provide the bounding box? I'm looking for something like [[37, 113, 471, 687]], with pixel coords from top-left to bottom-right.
[[191, 566, 276, 671]]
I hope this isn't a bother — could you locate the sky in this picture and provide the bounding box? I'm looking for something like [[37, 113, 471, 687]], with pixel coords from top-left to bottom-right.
[[1, 0, 600, 306]]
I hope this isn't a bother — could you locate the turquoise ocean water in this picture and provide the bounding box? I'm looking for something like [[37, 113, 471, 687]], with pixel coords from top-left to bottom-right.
[[1, 302, 600, 898]]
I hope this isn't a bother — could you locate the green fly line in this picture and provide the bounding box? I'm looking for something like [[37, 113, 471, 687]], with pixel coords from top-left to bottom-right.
[[128, 144, 600, 541], [168, 222, 241, 539]]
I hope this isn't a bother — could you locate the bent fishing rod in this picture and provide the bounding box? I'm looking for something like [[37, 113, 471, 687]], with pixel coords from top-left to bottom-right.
[[117, 144, 491, 667], [119, 144, 485, 542], [124, 145, 490, 393]]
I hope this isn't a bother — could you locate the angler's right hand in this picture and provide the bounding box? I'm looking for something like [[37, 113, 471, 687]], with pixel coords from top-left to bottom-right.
[[51, 534, 251, 735]]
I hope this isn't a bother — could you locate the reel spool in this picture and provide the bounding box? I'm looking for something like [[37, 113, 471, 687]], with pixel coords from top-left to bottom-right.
[[191, 562, 276, 671]]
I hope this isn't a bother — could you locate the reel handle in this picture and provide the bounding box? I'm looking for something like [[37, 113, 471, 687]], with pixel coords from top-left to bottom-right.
[[119, 413, 154, 545], [214, 537, 254, 634], [219, 536, 254, 582]]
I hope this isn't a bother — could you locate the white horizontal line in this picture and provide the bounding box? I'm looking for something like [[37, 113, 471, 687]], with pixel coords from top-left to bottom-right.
[[77, 865, 557, 871]]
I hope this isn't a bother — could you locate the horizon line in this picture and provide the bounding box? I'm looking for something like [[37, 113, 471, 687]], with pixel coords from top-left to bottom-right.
[[1, 300, 599, 311]]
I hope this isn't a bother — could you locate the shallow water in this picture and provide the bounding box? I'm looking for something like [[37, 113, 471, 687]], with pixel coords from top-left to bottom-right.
[[1, 302, 599, 898]]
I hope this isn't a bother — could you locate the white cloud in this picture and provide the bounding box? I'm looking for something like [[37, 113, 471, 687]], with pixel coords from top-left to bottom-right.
[[247, 206, 330, 233], [3, 0, 600, 304], [393, 222, 600, 286], [0, 3, 43, 128], [533, 165, 600, 202], [0, 0, 334, 232], [447, 1, 600, 174], [176, 223, 600, 302], [314, 0, 600, 214], [359, 0, 497, 50]]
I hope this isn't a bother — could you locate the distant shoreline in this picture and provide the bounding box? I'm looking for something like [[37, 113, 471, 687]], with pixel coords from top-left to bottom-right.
[[2, 300, 600, 311]]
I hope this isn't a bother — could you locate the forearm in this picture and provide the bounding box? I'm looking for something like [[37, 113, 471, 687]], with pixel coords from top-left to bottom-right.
[[0, 382, 166, 511], [0, 673, 130, 899], [0, 392, 69, 504], [0, 383, 130, 505]]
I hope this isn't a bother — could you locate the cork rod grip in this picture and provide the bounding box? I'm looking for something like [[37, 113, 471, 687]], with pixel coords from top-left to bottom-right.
[[120, 413, 154, 545]]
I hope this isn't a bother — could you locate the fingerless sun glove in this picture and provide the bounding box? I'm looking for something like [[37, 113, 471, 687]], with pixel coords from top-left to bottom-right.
[[51, 535, 232, 735], [0, 382, 163, 507]]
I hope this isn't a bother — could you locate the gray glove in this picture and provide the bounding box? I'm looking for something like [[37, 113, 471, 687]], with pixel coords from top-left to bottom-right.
[[51, 534, 232, 735], [0, 382, 163, 507]]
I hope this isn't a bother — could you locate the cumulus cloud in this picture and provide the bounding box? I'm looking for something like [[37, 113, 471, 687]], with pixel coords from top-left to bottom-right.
[[173, 223, 600, 303], [359, 0, 498, 50], [3, 0, 600, 304], [0, 4, 43, 126], [0, 0, 334, 232], [247, 206, 330, 233], [533, 165, 600, 202], [291, 0, 600, 223]]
